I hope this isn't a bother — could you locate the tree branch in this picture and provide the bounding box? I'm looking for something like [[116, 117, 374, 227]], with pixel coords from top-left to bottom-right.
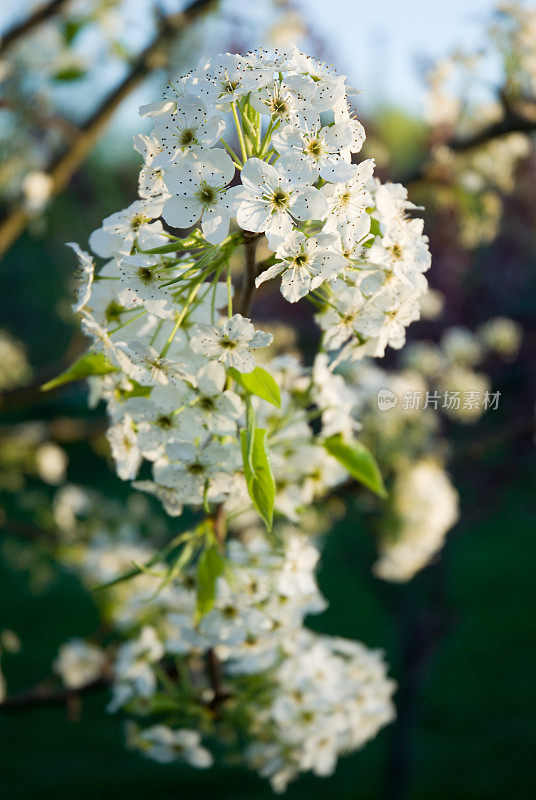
[[206, 648, 231, 711], [0, 0, 217, 261], [237, 232, 260, 316], [0, 674, 111, 712], [0, 0, 70, 57], [402, 107, 536, 186]]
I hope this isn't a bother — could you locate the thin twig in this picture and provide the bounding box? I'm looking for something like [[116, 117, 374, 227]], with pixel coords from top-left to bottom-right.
[[211, 502, 227, 547], [0, 0, 217, 261], [0, 674, 111, 711], [0, 0, 70, 57], [206, 648, 231, 711]]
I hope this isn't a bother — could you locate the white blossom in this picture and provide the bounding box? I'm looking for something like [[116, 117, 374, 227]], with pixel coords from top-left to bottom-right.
[[190, 314, 272, 373]]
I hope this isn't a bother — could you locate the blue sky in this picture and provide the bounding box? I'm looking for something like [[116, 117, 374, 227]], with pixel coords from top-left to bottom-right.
[[296, 0, 499, 111]]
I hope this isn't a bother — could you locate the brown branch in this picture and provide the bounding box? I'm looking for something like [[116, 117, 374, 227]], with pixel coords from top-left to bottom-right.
[[0, 0, 217, 261], [205, 648, 231, 711], [0, 0, 70, 57], [402, 107, 536, 186], [237, 232, 260, 316], [211, 502, 227, 547], [0, 674, 111, 712]]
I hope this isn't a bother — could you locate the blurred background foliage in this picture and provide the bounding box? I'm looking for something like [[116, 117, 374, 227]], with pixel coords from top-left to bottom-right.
[[0, 0, 535, 798]]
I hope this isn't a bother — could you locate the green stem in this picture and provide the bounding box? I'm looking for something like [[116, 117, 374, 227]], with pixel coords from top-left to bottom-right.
[[259, 119, 277, 156], [160, 280, 203, 357], [219, 137, 243, 169], [109, 309, 147, 335], [231, 101, 248, 162], [226, 265, 233, 318]]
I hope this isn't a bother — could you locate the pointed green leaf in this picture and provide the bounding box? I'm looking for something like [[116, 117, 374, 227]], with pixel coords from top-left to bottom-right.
[[140, 231, 205, 254], [240, 428, 276, 530], [229, 366, 281, 408], [41, 352, 117, 392], [196, 545, 225, 622], [324, 435, 387, 498], [138, 241, 183, 254], [53, 66, 87, 81]]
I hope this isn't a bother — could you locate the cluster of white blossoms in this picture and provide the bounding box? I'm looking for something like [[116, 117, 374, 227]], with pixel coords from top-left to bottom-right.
[[54, 46, 436, 790], [245, 631, 395, 792], [373, 459, 459, 582], [66, 46, 430, 521], [51, 495, 394, 791], [333, 313, 521, 581]]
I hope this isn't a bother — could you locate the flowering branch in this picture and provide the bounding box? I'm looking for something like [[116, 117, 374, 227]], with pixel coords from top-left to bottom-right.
[[29, 45, 435, 791]]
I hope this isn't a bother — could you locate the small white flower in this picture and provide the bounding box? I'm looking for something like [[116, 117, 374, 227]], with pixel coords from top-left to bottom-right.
[[115, 340, 194, 386], [109, 626, 164, 711], [152, 95, 225, 162], [178, 361, 243, 437], [163, 149, 235, 244], [317, 285, 365, 349], [190, 314, 273, 373], [285, 46, 348, 111], [123, 382, 194, 460], [117, 255, 174, 319], [231, 157, 328, 251], [67, 242, 94, 313], [54, 640, 105, 689], [321, 159, 374, 234], [272, 123, 356, 183], [185, 53, 273, 108], [135, 725, 213, 768], [250, 75, 318, 126], [256, 231, 346, 303], [107, 415, 142, 480], [89, 199, 166, 258], [154, 438, 238, 503]]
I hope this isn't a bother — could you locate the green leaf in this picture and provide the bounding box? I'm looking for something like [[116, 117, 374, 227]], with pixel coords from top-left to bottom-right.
[[150, 693, 182, 713], [53, 66, 87, 82], [324, 435, 387, 499], [140, 231, 205, 254], [363, 214, 381, 248], [245, 397, 256, 475], [240, 428, 276, 530], [95, 531, 192, 591], [196, 545, 225, 622], [62, 19, 85, 44], [228, 366, 281, 408], [41, 352, 117, 392], [139, 241, 184, 254]]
